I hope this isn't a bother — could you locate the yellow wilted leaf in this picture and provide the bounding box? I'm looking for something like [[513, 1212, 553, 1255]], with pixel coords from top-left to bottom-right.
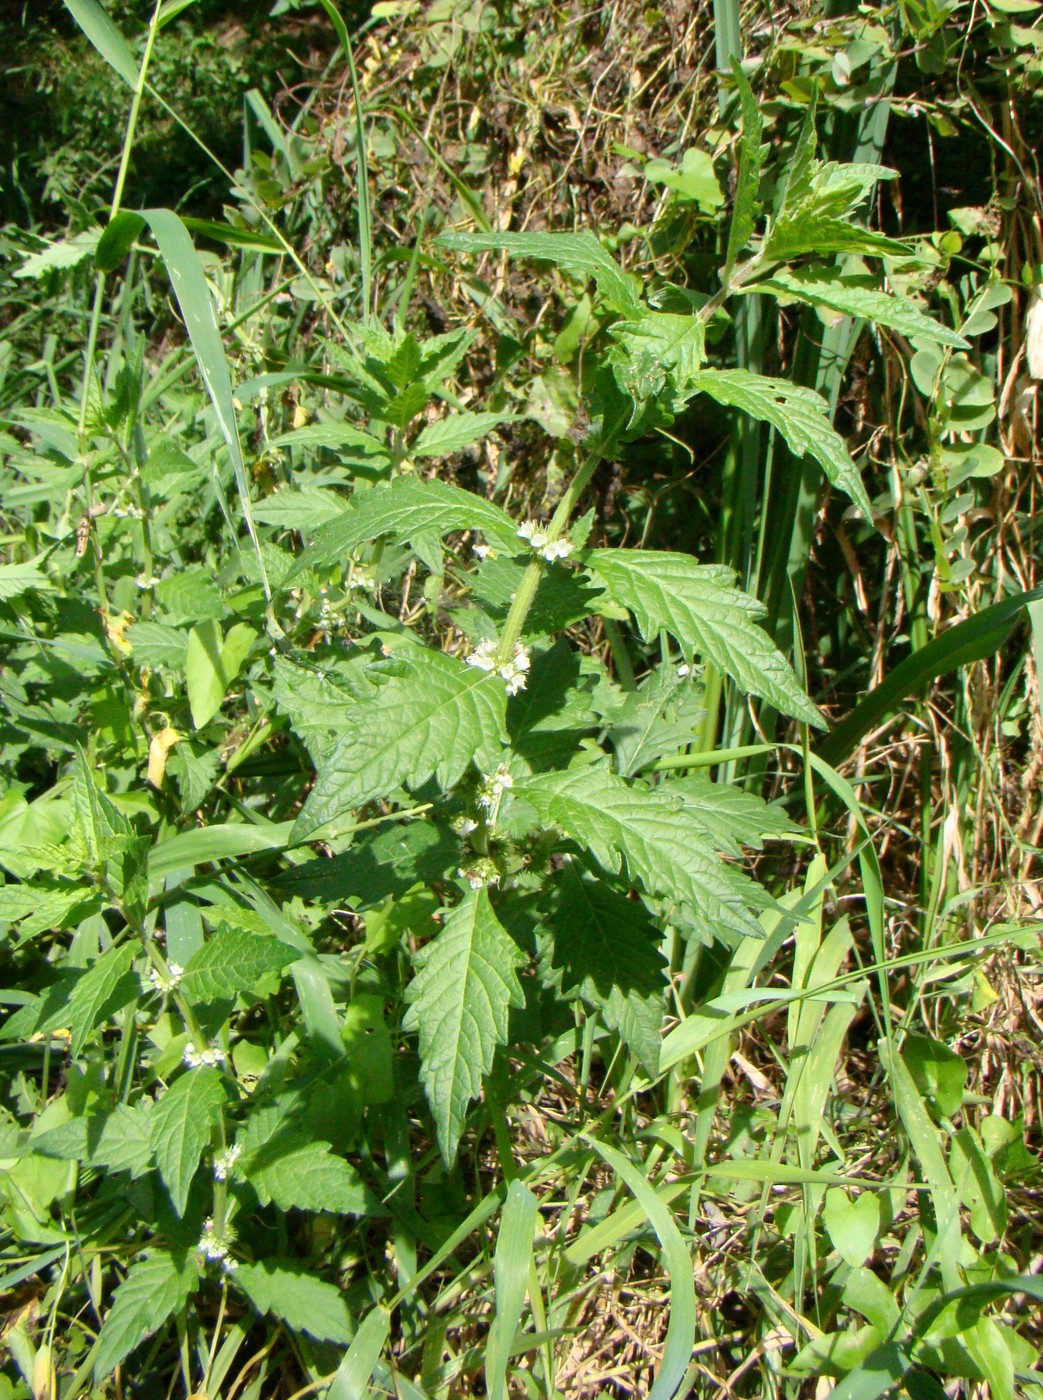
[[104, 610, 134, 657], [292, 402, 309, 429], [148, 726, 181, 789]]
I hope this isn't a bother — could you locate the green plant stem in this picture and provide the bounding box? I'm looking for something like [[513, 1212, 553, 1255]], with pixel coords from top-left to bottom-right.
[[495, 435, 615, 665]]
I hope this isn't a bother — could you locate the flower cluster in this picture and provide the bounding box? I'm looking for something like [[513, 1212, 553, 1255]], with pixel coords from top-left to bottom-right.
[[213, 1143, 242, 1182], [147, 962, 184, 994], [198, 1218, 238, 1273], [457, 860, 501, 891], [517, 520, 573, 562], [478, 765, 514, 811], [183, 1043, 227, 1070], [465, 639, 531, 695]]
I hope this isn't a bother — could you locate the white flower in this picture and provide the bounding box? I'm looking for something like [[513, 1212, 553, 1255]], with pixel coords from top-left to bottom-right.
[[472, 542, 494, 560], [677, 663, 691, 679], [183, 1043, 227, 1070], [518, 520, 572, 563], [198, 1218, 237, 1272], [465, 638, 498, 673], [459, 818, 478, 836], [147, 962, 184, 994], [478, 765, 514, 811], [540, 537, 573, 562], [213, 1143, 242, 1182], [457, 864, 500, 890]]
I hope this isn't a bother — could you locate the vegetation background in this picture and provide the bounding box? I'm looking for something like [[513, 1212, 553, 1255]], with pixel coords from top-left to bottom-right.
[[1, 0, 1043, 1397]]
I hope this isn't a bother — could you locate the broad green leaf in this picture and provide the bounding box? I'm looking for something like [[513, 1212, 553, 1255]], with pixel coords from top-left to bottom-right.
[[91, 1103, 154, 1178], [724, 61, 766, 276], [823, 1189, 882, 1266], [540, 862, 665, 1070], [686, 369, 871, 515], [436, 230, 644, 316], [486, 1180, 539, 1400], [328, 1307, 392, 1400], [0, 561, 53, 598], [126, 621, 188, 669], [292, 649, 507, 838], [517, 764, 772, 944], [755, 269, 970, 349], [234, 1260, 352, 1344], [607, 667, 705, 779], [821, 1342, 911, 1400], [246, 1137, 374, 1214], [66, 944, 138, 1057], [268, 421, 391, 479], [62, 0, 138, 86], [149, 821, 294, 877], [95, 210, 146, 272], [412, 412, 518, 458], [293, 475, 521, 573], [586, 549, 822, 725], [185, 620, 256, 730], [403, 889, 524, 1165], [766, 213, 909, 262], [149, 1067, 225, 1215], [94, 1251, 198, 1379], [901, 1033, 967, 1118], [950, 1127, 1006, 1244], [180, 927, 300, 1004], [644, 148, 723, 210], [666, 773, 800, 854], [252, 487, 351, 530]]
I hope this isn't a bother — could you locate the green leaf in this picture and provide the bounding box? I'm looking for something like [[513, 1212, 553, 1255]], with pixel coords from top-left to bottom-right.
[[91, 1103, 154, 1178], [246, 1137, 375, 1214], [13, 231, 103, 281], [818, 586, 1043, 765], [644, 148, 723, 210], [180, 927, 300, 1004], [901, 1033, 967, 1118], [586, 549, 822, 724], [540, 861, 665, 1070], [755, 269, 970, 349], [607, 667, 705, 778], [293, 475, 521, 574], [95, 211, 146, 273], [822, 1189, 882, 1267], [126, 621, 188, 669], [234, 1260, 353, 1344], [268, 421, 391, 478], [686, 369, 871, 515], [486, 1180, 539, 1400], [328, 1307, 392, 1400], [666, 773, 800, 855], [766, 212, 910, 263], [252, 487, 352, 530], [292, 649, 507, 838], [149, 1067, 225, 1215], [185, 620, 256, 730], [412, 412, 518, 458], [94, 1251, 199, 1379], [517, 764, 772, 944], [0, 561, 53, 599], [62, 0, 139, 85], [436, 230, 644, 316], [65, 944, 138, 1057], [584, 1137, 696, 1400], [402, 889, 525, 1165], [724, 61, 766, 275]]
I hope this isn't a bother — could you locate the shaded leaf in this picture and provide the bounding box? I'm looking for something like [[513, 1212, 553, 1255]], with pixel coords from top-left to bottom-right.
[[149, 1067, 225, 1215], [234, 1260, 352, 1344], [94, 1251, 198, 1379], [180, 927, 301, 1004]]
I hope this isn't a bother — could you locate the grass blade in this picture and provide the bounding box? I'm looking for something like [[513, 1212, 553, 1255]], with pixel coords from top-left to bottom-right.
[[327, 1307, 391, 1400], [62, 0, 138, 87], [485, 1180, 539, 1400], [584, 1137, 696, 1400]]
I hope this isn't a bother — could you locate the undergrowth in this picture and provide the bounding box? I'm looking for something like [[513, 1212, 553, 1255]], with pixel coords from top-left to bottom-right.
[[1, 1, 1042, 1398]]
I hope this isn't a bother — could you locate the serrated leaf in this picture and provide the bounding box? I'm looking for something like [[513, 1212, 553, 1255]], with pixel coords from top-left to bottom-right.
[[180, 927, 300, 1003], [91, 1103, 154, 1177], [436, 230, 643, 316], [252, 487, 352, 530], [0, 561, 53, 599], [269, 421, 391, 475], [412, 411, 518, 458], [766, 211, 909, 262], [403, 889, 524, 1165], [666, 773, 800, 855], [541, 862, 665, 1070], [293, 649, 507, 838], [126, 621, 188, 669], [293, 474, 521, 575], [517, 764, 771, 945], [471, 554, 603, 635], [94, 1251, 198, 1379], [586, 549, 822, 725], [687, 369, 871, 514], [755, 269, 969, 349], [235, 1260, 352, 1343], [607, 667, 704, 778], [246, 1136, 375, 1214], [724, 61, 766, 275], [65, 943, 138, 1057], [149, 1068, 225, 1215], [14, 230, 103, 280]]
